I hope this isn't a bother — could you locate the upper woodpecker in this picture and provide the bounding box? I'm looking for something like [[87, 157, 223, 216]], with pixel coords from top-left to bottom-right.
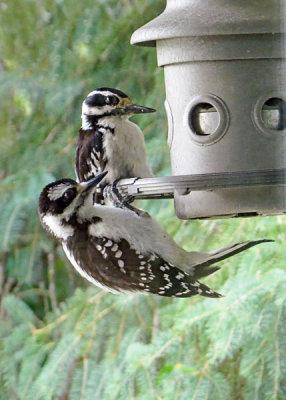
[[38, 173, 271, 298], [76, 88, 154, 205]]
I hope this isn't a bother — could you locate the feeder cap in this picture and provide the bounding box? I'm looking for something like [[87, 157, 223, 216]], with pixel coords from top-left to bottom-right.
[[131, 0, 285, 47]]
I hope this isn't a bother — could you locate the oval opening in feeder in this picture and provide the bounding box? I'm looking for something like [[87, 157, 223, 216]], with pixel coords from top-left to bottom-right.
[[185, 94, 230, 145], [261, 97, 286, 131], [190, 103, 219, 136]]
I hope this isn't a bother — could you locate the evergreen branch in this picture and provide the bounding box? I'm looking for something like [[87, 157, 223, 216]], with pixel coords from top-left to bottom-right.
[[222, 327, 235, 359], [96, 328, 142, 400], [142, 335, 180, 366], [47, 249, 58, 312], [32, 311, 74, 335], [152, 308, 160, 342], [79, 301, 123, 338], [134, 300, 148, 330], [243, 340, 268, 373], [204, 371, 228, 400], [254, 356, 265, 400], [254, 292, 274, 331], [1, 1, 285, 398], [191, 373, 204, 400], [33, 335, 82, 400], [2, 202, 24, 250], [143, 365, 162, 400], [59, 358, 80, 400], [32, 291, 109, 335], [115, 310, 127, 355], [80, 356, 88, 400], [82, 305, 100, 356], [26, 224, 40, 283], [273, 303, 283, 398]]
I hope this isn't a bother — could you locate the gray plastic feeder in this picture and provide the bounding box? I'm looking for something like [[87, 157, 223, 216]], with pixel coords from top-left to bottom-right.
[[131, 0, 286, 219]]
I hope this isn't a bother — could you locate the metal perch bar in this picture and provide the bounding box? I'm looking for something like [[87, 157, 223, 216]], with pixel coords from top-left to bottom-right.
[[116, 168, 286, 200]]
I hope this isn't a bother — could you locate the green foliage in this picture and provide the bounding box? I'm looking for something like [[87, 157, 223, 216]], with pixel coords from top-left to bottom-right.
[[0, 1, 285, 399]]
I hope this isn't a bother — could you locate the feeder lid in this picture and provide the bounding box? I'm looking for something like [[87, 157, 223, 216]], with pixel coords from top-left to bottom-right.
[[131, 0, 285, 47]]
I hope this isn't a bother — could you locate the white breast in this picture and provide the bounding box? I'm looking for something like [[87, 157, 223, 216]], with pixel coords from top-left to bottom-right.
[[102, 118, 153, 182]]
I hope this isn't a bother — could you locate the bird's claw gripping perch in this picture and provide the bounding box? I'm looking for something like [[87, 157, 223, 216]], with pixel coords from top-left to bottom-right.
[[103, 178, 150, 218]]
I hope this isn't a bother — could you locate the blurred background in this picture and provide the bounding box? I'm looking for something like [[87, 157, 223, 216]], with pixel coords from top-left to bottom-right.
[[0, 1, 285, 399]]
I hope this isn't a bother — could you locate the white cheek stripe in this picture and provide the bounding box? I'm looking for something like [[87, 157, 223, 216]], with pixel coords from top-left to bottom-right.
[[81, 114, 92, 130], [82, 103, 113, 116], [48, 184, 70, 200], [42, 214, 74, 240]]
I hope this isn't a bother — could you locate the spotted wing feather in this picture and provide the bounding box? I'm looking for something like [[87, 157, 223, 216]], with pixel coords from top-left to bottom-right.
[[66, 234, 221, 298]]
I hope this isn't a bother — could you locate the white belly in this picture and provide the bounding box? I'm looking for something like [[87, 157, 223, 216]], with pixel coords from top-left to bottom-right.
[[103, 119, 152, 182]]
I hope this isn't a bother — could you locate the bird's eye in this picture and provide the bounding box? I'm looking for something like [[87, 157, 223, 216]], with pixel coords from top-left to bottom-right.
[[63, 188, 76, 200], [106, 96, 112, 105], [106, 96, 119, 106]]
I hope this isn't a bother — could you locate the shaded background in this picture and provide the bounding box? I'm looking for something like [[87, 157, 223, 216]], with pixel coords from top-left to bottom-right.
[[0, 1, 285, 399]]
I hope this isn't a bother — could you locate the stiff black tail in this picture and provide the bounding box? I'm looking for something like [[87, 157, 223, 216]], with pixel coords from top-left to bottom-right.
[[193, 239, 273, 279]]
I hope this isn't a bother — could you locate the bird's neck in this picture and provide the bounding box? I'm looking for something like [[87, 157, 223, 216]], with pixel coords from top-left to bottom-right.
[[77, 194, 102, 222], [43, 203, 101, 241]]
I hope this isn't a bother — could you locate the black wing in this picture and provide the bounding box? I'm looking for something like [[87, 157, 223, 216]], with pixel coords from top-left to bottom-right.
[[67, 234, 221, 298], [75, 128, 107, 182]]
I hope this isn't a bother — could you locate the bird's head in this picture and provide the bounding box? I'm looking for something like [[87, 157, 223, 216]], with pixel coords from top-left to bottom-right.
[[81, 87, 156, 128], [38, 172, 107, 239]]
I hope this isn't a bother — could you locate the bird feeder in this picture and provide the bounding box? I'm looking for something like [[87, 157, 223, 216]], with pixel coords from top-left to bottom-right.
[[128, 0, 286, 219]]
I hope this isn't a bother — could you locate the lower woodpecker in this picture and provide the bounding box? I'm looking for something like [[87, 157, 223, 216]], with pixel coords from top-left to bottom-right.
[[38, 173, 271, 298]]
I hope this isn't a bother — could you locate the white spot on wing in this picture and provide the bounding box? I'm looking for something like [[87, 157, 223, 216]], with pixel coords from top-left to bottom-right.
[[115, 250, 122, 258], [111, 244, 118, 252]]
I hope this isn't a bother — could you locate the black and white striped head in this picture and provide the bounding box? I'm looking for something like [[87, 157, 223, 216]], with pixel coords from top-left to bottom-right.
[[81, 87, 156, 128], [38, 172, 107, 239]]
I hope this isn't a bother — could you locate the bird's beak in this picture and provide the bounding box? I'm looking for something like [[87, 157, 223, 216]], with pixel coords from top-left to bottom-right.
[[78, 171, 108, 192], [120, 103, 156, 115]]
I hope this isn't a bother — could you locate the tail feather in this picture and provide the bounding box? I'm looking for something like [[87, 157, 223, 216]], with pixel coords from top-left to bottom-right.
[[194, 239, 273, 267], [172, 279, 222, 299], [191, 239, 273, 279], [194, 281, 222, 299], [193, 265, 220, 279]]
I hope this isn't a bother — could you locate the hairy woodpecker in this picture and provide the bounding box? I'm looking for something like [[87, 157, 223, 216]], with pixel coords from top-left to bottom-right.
[[76, 88, 154, 207], [38, 174, 271, 298]]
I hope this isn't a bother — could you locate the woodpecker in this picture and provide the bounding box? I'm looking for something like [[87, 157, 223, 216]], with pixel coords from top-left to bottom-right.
[[38, 173, 271, 298], [76, 88, 154, 207]]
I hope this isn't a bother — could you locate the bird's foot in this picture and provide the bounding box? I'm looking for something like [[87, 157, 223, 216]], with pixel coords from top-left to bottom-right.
[[104, 179, 149, 217], [103, 181, 124, 207]]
